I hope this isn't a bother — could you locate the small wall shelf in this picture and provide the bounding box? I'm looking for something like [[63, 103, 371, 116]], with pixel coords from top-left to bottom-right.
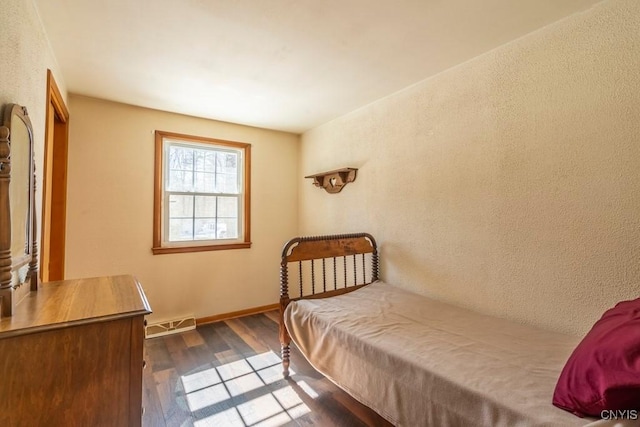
[[305, 168, 357, 194]]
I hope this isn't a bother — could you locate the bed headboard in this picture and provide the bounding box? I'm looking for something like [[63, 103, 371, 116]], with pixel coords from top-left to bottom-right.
[[280, 232, 378, 302], [278, 233, 378, 376]]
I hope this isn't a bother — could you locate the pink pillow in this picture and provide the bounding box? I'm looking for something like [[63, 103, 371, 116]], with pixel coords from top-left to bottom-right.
[[552, 297, 640, 417]]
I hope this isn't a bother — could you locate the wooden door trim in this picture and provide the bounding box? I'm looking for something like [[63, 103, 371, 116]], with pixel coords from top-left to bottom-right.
[[42, 70, 69, 281], [47, 71, 68, 122]]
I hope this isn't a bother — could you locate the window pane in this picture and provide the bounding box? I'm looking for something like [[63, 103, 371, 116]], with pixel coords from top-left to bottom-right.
[[217, 218, 238, 239], [213, 174, 225, 193], [194, 172, 215, 192], [169, 146, 194, 171], [206, 151, 216, 172], [220, 152, 238, 174], [214, 173, 239, 194], [223, 173, 239, 194], [194, 218, 216, 240], [194, 149, 206, 171], [168, 170, 193, 192], [217, 197, 238, 218], [195, 196, 216, 217], [169, 195, 193, 218], [169, 218, 193, 241]]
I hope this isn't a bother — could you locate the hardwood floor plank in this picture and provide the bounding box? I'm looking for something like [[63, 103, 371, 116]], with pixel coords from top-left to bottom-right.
[[263, 310, 279, 324], [239, 314, 286, 355], [242, 313, 278, 337], [153, 368, 194, 427], [163, 333, 200, 376], [181, 328, 206, 347], [197, 322, 231, 354], [214, 321, 256, 356], [142, 353, 167, 427], [145, 335, 173, 373], [214, 348, 241, 365], [225, 317, 270, 354], [143, 311, 391, 427]]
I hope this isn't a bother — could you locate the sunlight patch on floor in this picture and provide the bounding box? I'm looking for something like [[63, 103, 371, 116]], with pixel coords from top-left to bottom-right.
[[184, 350, 314, 427], [297, 380, 319, 399], [182, 366, 222, 394], [186, 383, 230, 412]]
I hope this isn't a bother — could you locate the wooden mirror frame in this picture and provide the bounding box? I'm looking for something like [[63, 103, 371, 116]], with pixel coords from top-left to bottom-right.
[[0, 104, 38, 317]]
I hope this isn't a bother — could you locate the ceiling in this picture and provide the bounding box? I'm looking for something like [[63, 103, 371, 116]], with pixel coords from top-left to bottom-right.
[[34, 0, 602, 133]]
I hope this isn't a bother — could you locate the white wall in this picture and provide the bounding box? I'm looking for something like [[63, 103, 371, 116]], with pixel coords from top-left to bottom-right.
[[66, 96, 299, 323], [300, 0, 640, 336], [0, 0, 67, 298]]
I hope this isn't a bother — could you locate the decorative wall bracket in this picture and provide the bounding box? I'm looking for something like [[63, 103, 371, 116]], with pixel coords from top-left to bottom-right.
[[305, 168, 357, 194]]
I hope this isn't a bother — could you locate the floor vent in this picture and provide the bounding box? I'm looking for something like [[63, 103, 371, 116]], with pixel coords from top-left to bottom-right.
[[145, 316, 196, 339]]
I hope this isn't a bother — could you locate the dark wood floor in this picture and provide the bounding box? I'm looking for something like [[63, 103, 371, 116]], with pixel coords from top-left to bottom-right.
[[143, 311, 393, 427]]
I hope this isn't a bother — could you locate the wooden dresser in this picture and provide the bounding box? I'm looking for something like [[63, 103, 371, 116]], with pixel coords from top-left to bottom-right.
[[0, 275, 152, 426]]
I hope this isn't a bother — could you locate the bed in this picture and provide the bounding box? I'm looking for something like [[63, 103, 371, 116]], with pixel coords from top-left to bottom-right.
[[278, 233, 638, 427]]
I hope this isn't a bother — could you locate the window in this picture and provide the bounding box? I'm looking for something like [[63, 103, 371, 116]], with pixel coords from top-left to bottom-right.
[[153, 131, 251, 254]]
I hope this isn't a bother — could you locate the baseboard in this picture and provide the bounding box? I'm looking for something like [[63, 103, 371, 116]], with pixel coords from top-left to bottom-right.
[[196, 303, 279, 325], [145, 316, 196, 338]]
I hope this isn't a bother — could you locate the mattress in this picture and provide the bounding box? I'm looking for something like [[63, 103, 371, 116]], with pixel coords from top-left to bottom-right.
[[284, 281, 606, 427]]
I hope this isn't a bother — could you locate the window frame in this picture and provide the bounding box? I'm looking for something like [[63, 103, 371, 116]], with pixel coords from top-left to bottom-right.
[[152, 130, 251, 255]]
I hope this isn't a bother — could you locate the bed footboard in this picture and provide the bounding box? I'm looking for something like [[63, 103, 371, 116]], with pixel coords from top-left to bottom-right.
[[279, 233, 378, 377]]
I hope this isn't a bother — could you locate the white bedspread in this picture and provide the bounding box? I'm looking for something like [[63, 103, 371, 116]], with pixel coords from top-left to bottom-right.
[[284, 281, 605, 427]]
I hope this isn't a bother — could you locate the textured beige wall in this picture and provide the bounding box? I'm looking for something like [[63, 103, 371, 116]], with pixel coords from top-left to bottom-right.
[[0, 0, 67, 131], [0, 0, 67, 298], [66, 96, 298, 323], [300, 0, 640, 336]]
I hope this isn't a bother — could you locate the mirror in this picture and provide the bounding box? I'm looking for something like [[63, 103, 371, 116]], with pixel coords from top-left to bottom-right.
[[0, 104, 38, 317], [8, 108, 31, 264]]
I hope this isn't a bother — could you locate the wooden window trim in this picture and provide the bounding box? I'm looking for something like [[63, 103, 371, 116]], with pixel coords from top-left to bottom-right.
[[152, 130, 251, 255]]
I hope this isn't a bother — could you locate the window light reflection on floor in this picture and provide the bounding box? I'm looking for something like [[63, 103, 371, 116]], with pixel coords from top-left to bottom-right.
[[182, 350, 314, 427]]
